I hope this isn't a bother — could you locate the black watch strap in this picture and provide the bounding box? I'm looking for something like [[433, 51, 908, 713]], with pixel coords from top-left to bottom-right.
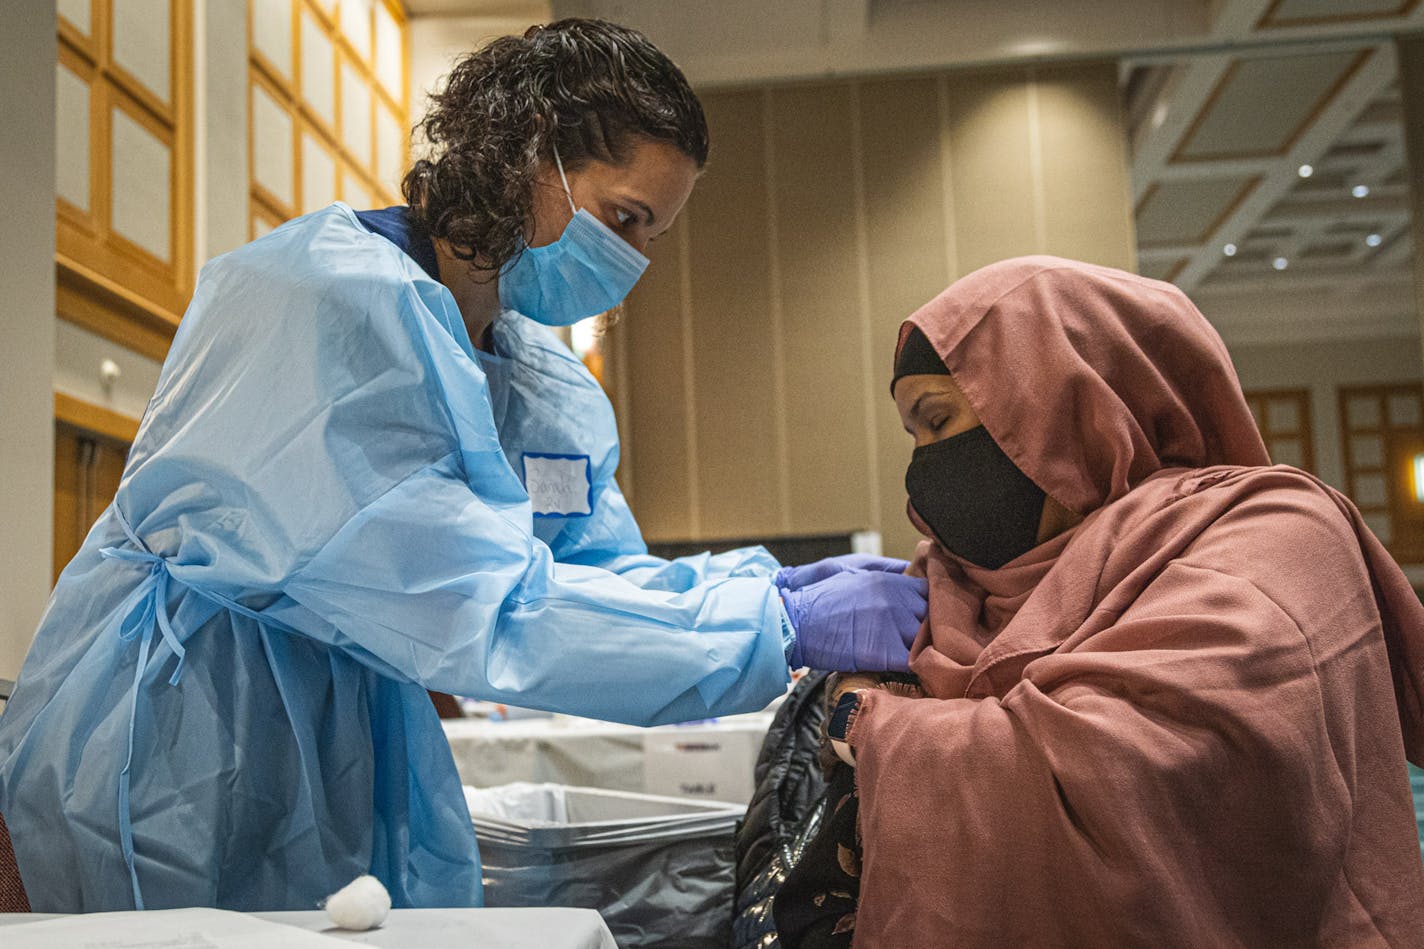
[[827, 690, 863, 743]]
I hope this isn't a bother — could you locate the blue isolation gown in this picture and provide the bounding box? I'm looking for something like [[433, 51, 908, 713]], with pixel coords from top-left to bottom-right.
[[0, 204, 791, 912]]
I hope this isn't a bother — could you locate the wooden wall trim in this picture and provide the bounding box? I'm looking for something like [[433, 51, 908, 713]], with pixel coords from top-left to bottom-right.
[[54, 391, 141, 445], [56, 252, 180, 362]]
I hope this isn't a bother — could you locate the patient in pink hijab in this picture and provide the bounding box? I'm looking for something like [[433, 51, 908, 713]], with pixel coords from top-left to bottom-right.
[[802, 257, 1424, 946]]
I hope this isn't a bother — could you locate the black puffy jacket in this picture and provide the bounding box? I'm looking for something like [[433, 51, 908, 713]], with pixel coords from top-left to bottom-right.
[[731, 672, 831, 948]]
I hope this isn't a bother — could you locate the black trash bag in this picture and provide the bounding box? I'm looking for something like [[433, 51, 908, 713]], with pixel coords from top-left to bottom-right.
[[731, 671, 832, 949]]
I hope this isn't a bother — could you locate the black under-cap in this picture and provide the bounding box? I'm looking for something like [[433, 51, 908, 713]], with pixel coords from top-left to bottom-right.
[[892, 326, 951, 394]]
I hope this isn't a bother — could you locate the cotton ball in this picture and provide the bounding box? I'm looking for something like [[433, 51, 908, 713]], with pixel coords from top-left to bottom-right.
[[463, 784, 482, 816], [324, 874, 391, 930]]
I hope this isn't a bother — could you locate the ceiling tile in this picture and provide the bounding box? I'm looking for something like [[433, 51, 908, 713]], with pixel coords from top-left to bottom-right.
[[1136, 176, 1258, 245], [1176, 51, 1366, 160]]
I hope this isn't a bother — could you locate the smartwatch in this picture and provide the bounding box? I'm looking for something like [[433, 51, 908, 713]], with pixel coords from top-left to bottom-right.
[[827, 689, 865, 766]]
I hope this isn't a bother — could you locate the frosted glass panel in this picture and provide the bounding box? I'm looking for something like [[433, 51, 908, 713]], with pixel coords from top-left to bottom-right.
[[1266, 399, 1299, 432], [374, 2, 402, 97], [58, 0, 91, 34], [1354, 473, 1388, 508], [340, 0, 372, 60], [1351, 434, 1385, 468], [252, 85, 294, 206], [113, 0, 170, 101], [1364, 512, 1392, 545], [1347, 396, 1381, 429], [1389, 393, 1421, 428], [302, 134, 337, 213], [111, 109, 171, 260], [301, 12, 335, 126], [376, 104, 403, 193], [341, 64, 371, 168], [56, 64, 90, 211], [252, 0, 293, 80], [1270, 437, 1303, 469], [343, 172, 376, 212]]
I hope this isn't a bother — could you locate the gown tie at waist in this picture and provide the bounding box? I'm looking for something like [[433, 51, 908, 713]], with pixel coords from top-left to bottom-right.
[[97, 505, 291, 910]]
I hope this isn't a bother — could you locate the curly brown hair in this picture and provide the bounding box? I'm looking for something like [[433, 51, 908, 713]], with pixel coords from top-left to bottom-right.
[[403, 18, 708, 272]]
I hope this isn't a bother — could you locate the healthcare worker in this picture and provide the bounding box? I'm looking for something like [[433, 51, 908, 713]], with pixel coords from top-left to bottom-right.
[[0, 19, 925, 913]]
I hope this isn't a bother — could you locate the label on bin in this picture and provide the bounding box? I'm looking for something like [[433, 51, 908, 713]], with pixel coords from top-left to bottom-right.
[[642, 729, 759, 802]]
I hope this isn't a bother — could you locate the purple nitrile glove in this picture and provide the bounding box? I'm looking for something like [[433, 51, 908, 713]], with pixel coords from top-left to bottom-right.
[[774, 554, 911, 593], [781, 569, 928, 673]]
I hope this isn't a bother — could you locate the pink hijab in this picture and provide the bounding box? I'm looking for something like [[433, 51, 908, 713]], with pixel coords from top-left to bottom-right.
[[848, 257, 1424, 946]]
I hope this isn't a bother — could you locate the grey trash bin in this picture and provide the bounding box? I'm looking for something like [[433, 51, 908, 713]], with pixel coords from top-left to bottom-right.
[[465, 782, 743, 948]]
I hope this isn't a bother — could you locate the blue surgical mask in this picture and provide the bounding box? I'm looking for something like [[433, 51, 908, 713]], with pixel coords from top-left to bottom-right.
[[498, 147, 651, 326]]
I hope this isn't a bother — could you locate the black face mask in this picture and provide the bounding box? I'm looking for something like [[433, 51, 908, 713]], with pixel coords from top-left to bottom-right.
[[905, 425, 1046, 569]]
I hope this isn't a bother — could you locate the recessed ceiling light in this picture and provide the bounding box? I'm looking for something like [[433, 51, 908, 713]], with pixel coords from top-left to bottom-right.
[[1298, 164, 1314, 178], [1352, 184, 1371, 198], [1273, 257, 1289, 271], [1366, 233, 1383, 247], [1223, 243, 1237, 257]]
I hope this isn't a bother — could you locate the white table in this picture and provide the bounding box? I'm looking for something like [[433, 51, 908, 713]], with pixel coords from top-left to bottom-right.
[[442, 712, 774, 805], [0, 908, 617, 948]]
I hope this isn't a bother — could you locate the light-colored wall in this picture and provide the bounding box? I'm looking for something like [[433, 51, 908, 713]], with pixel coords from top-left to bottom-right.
[[408, 9, 551, 125], [9, 1, 244, 678], [615, 64, 1136, 559], [1, 4, 58, 678], [54, 322, 165, 422], [1227, 335, 1424, 493], [197, 0, 251, 263]]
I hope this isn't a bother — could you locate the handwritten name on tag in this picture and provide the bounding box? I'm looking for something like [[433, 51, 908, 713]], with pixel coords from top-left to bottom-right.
[[523, 453, 593, 517]]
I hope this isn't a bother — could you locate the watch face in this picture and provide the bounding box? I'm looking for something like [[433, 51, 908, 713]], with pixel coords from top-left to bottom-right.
[[827, 691, 861, 742]]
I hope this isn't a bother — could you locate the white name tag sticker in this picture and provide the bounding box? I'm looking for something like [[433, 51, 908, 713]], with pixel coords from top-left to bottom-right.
[[523, 453, 593, 517]]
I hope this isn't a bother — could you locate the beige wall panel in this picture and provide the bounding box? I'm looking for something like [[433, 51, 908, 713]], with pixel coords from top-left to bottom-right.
[[615, 66, 1135, 554], [686, 90, 783, 539], [859, 77, 952, 558], [1035, 65, 1137, 271], [113, 0, 171, 102], [622, 223, 694, 539], [943, 74, 1039, 272], [770, 83, 873, 535]]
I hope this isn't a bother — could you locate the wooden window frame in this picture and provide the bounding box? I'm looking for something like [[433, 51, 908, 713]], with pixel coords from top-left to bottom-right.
[[1243, 387, 1316, 474], [56, 0, 194, 363], [1339, 382, 1424, 563], [248, 0, 409, 238]]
